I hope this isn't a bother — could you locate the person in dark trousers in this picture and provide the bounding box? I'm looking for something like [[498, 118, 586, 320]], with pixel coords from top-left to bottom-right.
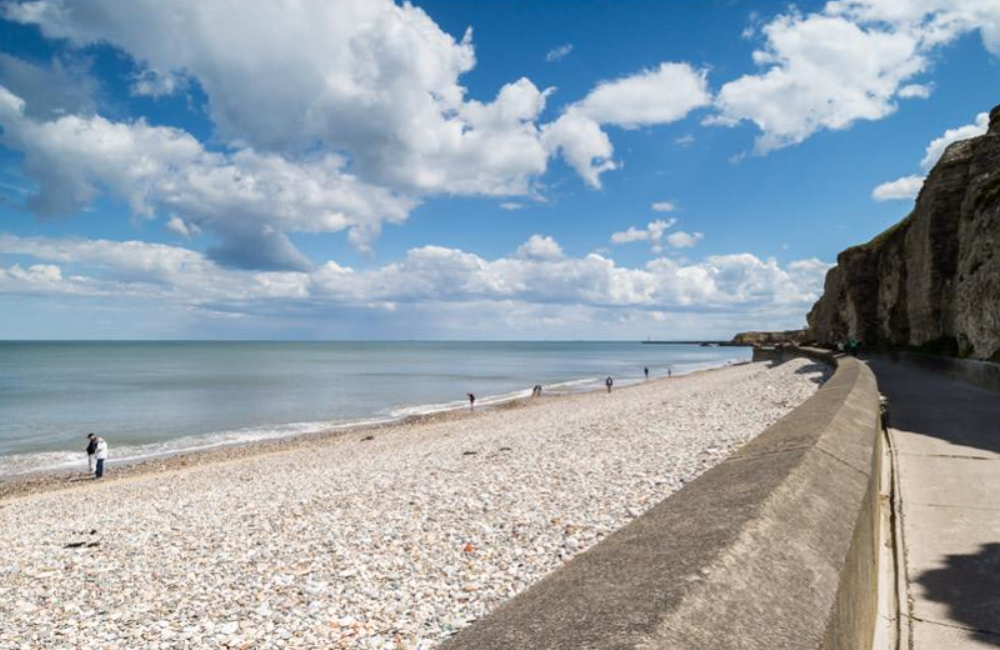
[[668, 367, 672, 377], [605, 376, 614, 393], [85, 433, 98, 475], [644, 367, 649, 380], [467, 392, 476, 411], [532, 384, 543, 398], [94, 436, 108, 479]]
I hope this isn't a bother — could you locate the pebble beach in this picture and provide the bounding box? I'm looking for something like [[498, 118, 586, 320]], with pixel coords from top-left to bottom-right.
[[0, 357, 827, 650]]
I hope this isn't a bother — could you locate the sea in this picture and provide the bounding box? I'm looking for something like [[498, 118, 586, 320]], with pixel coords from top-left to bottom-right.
[[0, 341, 750, 477]]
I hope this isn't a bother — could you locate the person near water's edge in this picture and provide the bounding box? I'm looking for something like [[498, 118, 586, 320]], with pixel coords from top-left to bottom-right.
[[605, 376, 613, 393], [94, 436, 108, 478], [85, 433, 98, 475], [467, 392, 476, 411], [644, 367, 649, 380], [532, 384, 543, 398]]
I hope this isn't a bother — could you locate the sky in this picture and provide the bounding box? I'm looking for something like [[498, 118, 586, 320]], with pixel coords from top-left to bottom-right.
[[0, 0, 998, 340]]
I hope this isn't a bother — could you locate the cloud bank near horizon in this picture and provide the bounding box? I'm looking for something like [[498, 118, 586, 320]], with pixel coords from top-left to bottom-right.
[[0, 233, 829, 337]]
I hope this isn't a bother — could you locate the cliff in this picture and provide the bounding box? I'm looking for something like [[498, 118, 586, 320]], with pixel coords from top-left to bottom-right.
[[730, 330, 808, 346], [808, 104, 1000, 361]]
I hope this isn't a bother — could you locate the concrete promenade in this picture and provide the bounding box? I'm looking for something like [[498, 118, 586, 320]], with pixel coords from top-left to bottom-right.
[[870, 357, 1000, 648]]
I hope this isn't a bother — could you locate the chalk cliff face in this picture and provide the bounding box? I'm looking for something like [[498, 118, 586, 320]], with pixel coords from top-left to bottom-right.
[[808, 105, 1000, 361]]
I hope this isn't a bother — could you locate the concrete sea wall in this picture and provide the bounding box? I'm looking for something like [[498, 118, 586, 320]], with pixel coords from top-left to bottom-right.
[[444, 351, 883, 650]]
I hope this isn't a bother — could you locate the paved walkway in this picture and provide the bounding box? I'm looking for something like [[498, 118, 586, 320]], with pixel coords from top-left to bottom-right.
[[869, 357, 1000, 649]]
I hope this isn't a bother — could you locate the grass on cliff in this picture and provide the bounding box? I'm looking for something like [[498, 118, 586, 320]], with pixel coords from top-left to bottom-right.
[[838, 212, 914, 257], [863, 213, 914, 250]]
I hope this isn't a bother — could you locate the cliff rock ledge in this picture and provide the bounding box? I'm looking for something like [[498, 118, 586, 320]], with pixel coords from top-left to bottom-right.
[[808, 104, 1000, 361], [730, 330, 808, 346]]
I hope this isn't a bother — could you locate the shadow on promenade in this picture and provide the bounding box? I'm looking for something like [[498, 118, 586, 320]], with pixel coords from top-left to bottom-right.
[[868, 357, 1000, 458], [869, 356, 1000, 646], [915, 542, 1000, 645]]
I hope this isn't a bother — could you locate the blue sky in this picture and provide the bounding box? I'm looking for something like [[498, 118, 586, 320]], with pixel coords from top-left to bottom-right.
[[0, 0, 998, 339]]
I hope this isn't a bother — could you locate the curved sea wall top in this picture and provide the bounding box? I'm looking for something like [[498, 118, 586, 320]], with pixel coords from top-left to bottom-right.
[[443, 351, 883, 650], [808, 103, 1000, 362]]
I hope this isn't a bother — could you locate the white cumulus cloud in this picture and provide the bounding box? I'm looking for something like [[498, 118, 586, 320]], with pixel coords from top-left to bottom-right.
[[543, 62, 711, 188], [610, 219, 700, 253], [574, 63, 712, 129], [0, 0, 619, 244], [665, 231, 704, 249], [546, 44, 574, 62], [872, 174, 925, 202], [0, 0, 726, 258], [712, 12, 926, 152], [541, 108, 618, 189], [651, 201, 677, 212], [610, 219, 677, 245], [711, 0, 1000, 152], [165, 216, 201, 240], [514, 235, 564, 261], [898, 83, 932, 99], [0, 84, 413, 270]]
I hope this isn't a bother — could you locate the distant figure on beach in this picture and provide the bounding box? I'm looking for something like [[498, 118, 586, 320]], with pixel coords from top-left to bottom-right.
[[532, 384, 543, 398], [644, 367, 649, 380], [605, 376, 614, 393], [467, 392, 476, 411], [94, 435, 108, 479], [668, 367, 672, 377], [85, 433, 98, 475]]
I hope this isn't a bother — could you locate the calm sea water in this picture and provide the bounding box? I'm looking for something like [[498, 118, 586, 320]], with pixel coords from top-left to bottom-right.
[[0, 341, 749, 476]]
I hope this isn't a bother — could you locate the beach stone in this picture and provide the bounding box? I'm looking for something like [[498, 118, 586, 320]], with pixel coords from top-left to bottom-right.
[[218, 622, 239, 635], [0, 358, 825, 649]]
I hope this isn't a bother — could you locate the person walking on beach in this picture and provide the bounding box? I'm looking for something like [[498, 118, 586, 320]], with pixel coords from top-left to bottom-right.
[[467, 392, 476, 411], [668, 367, 672, 377], [532, 384, 543, 398], [605, 376, 614, 393], [644, 367, 649, 380], [85, 433, 98, 475], [94, 435, 108, 479]]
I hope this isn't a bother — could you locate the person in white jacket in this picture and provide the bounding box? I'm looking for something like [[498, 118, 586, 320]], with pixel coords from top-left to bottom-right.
[[94, 436, 109, 479]]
